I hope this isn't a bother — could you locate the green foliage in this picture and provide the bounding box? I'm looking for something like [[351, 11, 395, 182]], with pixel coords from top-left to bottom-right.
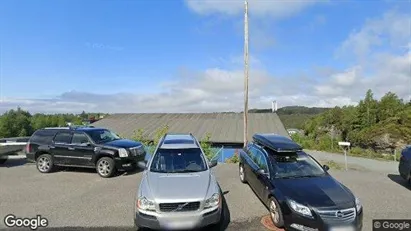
[[199, 133, 215, 160], [298, 89, 411, 160], [250, 106, 330, 129], [132, 125, 170, 154], [226, 149, 240, 163], [0, 107, 101, 138]]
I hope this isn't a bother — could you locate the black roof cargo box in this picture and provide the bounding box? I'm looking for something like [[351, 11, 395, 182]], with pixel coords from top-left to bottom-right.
[[252, 133, 302, 153]]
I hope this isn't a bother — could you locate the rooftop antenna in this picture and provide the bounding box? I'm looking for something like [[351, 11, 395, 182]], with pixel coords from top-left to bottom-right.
[[243, 0, 249, 148]]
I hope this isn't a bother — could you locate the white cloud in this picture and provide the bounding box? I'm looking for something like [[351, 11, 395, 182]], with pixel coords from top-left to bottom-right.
[[184, 0, 324, 18], [335, 10, 411, 62]]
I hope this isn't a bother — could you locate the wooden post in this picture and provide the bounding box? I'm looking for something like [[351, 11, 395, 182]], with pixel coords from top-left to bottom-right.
[[243, 0, 249, 148]]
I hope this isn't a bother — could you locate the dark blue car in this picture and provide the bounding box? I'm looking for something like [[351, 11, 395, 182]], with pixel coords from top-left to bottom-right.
[[399, 145, 411, 184], [238, 133, 363, 231]]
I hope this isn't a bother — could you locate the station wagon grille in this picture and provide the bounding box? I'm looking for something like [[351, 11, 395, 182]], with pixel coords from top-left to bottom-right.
[[128, 146, 145, 156], [317, 208, 356, 223], [159, 202, 200, 212]]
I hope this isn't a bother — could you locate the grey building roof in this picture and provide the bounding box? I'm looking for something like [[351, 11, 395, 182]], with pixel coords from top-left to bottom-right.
[[91, 113, 289, 144]]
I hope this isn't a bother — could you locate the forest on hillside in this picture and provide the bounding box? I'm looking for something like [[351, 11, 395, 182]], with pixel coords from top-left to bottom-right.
[[250, 106, 330, 129], [296, 90, 411, 155], [0, 109, 107, 138]]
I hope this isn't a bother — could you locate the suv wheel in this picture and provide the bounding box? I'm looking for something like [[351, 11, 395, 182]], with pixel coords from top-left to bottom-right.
[[96, 157, 116, 178], [239, 164, 247, 183], [36, 154, 54, 173], [268, 197, 284, 228]]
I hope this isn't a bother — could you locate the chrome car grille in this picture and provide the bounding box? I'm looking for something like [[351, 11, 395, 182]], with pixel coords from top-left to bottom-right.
[[128, 145, 145, 156], [159, 202, 200, 212], [317, 208, 356, 223]]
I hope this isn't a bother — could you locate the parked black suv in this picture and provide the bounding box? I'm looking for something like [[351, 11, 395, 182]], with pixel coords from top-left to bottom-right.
[[25, 126, 146, 178], [239, 133, 363, 231]]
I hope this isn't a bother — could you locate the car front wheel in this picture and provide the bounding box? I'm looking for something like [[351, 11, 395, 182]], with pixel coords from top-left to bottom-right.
[[96, 157, 116, 178], [269, 197, 284, 228]]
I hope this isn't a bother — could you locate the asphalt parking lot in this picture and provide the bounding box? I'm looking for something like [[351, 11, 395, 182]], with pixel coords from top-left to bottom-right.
[[1, 157, 411, 231]]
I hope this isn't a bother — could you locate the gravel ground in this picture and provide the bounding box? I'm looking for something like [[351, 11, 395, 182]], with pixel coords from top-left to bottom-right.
[[1, 157, 411, 231]]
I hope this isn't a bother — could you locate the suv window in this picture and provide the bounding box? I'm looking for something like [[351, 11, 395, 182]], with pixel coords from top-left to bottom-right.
[[54, 132, 73, 144], [71, 133, 90, 144], [84, 129, 120, 144], [150, 148, 207, 173], [30, 130, 57, 144]]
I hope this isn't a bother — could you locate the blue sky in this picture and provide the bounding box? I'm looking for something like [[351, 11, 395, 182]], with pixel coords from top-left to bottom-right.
[[0, 0, 410, 113]]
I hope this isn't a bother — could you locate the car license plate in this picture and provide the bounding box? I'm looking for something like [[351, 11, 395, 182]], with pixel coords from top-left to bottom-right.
[[330, 226, 355, 231]]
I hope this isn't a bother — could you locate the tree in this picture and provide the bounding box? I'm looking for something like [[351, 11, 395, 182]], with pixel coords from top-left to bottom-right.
[[357, 89, 378, 128], [377, 92, 403, 122], [0, 108, 32, 138]]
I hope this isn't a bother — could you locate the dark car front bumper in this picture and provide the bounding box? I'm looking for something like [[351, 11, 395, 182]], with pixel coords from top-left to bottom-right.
[[284, 209, 363, 231], [114, 155, 145, 171]]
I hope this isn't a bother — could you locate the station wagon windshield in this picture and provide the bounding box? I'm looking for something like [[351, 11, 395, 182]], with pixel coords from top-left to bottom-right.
[[271, 154, 326, 178], [150, 148, 207, 173], [85, 129, 120, 144]]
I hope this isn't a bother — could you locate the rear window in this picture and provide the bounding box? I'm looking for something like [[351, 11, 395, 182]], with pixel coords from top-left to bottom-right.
[[30, 130, 57, 144]]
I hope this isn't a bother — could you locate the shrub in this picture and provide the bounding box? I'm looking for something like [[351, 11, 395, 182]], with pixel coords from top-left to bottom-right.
[[226, 149, 240, 163]]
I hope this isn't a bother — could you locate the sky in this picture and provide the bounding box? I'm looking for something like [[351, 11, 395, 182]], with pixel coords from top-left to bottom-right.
[[0, 0, 410, 113]]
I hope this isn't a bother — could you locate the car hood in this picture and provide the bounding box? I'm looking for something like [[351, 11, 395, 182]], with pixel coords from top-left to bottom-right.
[[274, 175, 355, 208], [102, 139, 142, 148], [145, 171, 211, 202]]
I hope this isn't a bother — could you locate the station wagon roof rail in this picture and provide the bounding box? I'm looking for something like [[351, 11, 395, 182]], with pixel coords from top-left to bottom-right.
[[252, 133, 302, 153]]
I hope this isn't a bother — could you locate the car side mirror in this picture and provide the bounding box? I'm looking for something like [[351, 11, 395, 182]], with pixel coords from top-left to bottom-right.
[[80, 142, 91, 147], [323, 165, 330, 171], [208, 159, 218, 168], [137, 161, 147, 169], [257, 168, 267, 176]]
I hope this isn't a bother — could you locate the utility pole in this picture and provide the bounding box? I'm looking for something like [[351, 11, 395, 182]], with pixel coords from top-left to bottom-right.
[[243, 0, 249, 147]]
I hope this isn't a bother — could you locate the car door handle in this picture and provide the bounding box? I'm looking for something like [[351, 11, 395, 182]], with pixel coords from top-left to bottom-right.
[[68, 147, 75, 150]]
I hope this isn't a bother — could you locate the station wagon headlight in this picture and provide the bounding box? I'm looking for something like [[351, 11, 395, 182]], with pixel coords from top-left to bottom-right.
[[137, 197, 155, 211], [118, 148, 128, 157], [355, 197, 362, 212], [288, 199, 313, 218], [204, 193, 220, 209]]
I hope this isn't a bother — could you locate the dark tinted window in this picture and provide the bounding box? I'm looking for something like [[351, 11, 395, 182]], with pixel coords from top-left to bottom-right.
[[84, 129, 120, 144], [71, 133, 90, 144], [54, 132, 73, 144], [150, 148, 207, 173], [30, 130, 58, 144], [163, 139, 194, 144], [269, 153, 325, 178], [255, 151, 269, 172], [248, 146, 260, 163]]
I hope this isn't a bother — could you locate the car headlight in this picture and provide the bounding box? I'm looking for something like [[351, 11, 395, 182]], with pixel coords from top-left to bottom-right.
[[137, 196, 155, 211], [204, 193, 220, 209], [118, 148, 128, 157], [288, 199, 313, 218], [355, 197, 362, 212]]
